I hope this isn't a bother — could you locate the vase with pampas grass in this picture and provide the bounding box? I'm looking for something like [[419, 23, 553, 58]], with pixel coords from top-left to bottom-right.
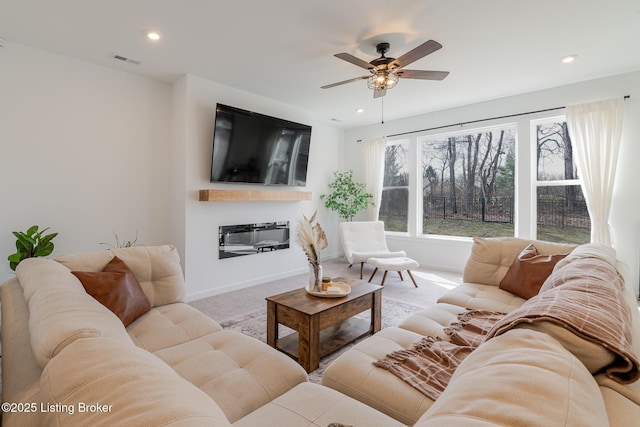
[[296, 211, 328, 293]]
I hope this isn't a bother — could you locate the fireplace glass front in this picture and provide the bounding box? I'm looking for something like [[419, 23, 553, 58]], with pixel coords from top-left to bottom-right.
[[219, 221, 289, 259]]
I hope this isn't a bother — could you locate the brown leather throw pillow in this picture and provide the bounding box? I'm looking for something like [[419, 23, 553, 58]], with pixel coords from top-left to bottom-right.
[[72, 256, 150, 326], [499, 243, 567, 299]]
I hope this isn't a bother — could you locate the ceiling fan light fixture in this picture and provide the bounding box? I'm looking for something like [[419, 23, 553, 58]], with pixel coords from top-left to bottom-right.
[[323, 40, 448, 98], [367, 70, 398, 91]]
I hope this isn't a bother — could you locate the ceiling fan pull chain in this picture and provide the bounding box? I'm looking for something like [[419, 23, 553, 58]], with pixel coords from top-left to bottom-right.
[[381, 96, 384, 124]]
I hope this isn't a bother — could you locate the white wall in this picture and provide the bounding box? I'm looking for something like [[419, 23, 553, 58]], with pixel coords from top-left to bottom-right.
[[345, 71, 640, 296], [174, 75, 344, 300], [0, 42, 174, 282], [0, 43, 345, 298]]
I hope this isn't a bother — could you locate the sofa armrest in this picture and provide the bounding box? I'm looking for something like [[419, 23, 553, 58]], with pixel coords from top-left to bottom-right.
[[415, 328, 609, 427], [0, 278, 42, 407], [36, 337, 232, 426]]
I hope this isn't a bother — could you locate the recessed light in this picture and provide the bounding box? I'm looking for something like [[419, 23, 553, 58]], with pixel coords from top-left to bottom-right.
[[356, 108, 364, 113], [562, 54, 577, 64], [146, 31, 160, 41]]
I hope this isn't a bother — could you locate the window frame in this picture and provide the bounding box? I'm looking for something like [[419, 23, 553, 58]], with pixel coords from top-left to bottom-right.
[[417, 123, 517, 239], [530, 115, 587, 242], [376, 112, 592, 243], [379, 139, 411, 235]]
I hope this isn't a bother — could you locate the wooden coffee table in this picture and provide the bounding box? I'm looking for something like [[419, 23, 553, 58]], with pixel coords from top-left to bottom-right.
[[266, 277, 382, 373]]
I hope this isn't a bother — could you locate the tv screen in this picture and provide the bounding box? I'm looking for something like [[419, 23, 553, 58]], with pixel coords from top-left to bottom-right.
[[210, 104, 312, 186]]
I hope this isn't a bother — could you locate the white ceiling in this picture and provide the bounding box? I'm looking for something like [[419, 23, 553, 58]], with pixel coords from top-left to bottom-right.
[[1, 0, 639, 128]]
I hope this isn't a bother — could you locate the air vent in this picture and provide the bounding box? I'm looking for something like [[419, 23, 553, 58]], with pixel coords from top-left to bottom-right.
[[109, 53, 141, 65]]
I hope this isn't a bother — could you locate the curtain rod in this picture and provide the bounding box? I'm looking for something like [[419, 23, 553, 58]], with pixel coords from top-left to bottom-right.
[[384, 95, 630, 139]]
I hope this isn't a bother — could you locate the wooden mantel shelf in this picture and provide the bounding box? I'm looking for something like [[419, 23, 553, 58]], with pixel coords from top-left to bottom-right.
[[199, 189, 312, 202]]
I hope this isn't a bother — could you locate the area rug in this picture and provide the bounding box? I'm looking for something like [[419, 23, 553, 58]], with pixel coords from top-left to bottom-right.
[[220, 297, 426, 383]]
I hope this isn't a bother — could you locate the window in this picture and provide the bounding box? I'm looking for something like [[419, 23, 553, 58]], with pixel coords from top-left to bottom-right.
[[419, 125, 516, 238], [379, 141, 409, 232], [533, 118, 589, 244]]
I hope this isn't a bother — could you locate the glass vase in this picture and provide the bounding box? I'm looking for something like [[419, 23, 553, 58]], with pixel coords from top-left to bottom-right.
[[307, 263, 323, 293]]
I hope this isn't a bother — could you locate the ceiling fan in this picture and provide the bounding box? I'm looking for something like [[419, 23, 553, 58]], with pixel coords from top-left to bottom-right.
[[321, 40, 449, 98]]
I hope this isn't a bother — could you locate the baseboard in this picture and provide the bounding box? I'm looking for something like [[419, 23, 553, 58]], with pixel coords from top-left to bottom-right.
[[185, 252, 343, 302]]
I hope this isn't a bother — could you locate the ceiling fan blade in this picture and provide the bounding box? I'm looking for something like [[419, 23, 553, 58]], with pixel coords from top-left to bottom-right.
[[334, 53, 374, 70], [392, 40, 443, 69], [396, 69, 449, 80], [321, 75, 369, 89], [373, 87, 386, 98]]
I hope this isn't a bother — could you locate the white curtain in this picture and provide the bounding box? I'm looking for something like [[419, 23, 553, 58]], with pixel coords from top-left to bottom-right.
[[566, 97, 624, 246], [361, 137, 387, 220]]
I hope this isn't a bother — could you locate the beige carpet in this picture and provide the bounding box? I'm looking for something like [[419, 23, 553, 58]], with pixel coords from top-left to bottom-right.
[[189, 258, 462, 382]]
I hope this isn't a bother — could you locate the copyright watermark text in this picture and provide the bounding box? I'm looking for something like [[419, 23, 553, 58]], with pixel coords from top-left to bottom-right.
[[1, 402, 112, 415]]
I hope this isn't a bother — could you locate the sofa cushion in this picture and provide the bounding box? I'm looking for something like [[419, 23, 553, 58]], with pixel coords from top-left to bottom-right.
[[16, 258, 133, 368], [152, 328, 308, 423], [599, 384, 640, 427], [128, 303, 308, 422], [55, 245, 185, 307], [398, 303, 466, 337], [321, 326, 436, 425], [72, 256, 151, 326], [463, 237, 576, 287], [498, 243, 567, 299], [234, 382, 404, 427], [127, 303, 224, 352], [415, 328, 610, 427], [437, 283, 524, 313], [38, 337, 232, 426], [596, 374, 640, 425]]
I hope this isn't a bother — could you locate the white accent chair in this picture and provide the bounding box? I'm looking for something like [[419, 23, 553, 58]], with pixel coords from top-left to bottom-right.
[[339, 221, 407, 279]]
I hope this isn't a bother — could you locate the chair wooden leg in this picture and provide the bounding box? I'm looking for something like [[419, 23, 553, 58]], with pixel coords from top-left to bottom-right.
[[380, 271, 388, 286], [407, 270, 418, 287], [398, 271, 404, 281], [360, 262, 364, 279], [368, 267, 379, 283]]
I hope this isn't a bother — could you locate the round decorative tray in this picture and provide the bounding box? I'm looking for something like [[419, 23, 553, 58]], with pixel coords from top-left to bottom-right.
[[306, 281, 351, 298]]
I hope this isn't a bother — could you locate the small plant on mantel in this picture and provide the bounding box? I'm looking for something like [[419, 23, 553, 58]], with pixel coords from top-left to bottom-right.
[[320, 170, 373, 221], [100, 231, 140, 249], [7, 225, 58, 271]]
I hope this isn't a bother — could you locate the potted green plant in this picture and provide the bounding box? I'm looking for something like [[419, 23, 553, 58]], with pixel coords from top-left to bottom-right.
[[320, 170, 373, 221], [8, 225, 58, 271]]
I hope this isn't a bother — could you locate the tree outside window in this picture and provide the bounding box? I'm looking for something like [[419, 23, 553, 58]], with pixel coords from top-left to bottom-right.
[[534, 118, 589, 244], [379, 141, 409, 232], [420, 125, 516, 237]]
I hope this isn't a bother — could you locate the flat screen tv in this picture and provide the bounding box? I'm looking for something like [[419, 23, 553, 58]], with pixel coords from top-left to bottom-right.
[[210, 104, 312, 186]]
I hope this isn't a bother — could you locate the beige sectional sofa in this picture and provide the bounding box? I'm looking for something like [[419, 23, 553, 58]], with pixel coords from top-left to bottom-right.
[[1, 245, 403, 426], [322, 237, 640, 426], [3, 240, 639, 426]]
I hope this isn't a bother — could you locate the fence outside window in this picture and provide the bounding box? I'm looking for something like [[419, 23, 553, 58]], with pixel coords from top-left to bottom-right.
[[423, 195, 589, 230]]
